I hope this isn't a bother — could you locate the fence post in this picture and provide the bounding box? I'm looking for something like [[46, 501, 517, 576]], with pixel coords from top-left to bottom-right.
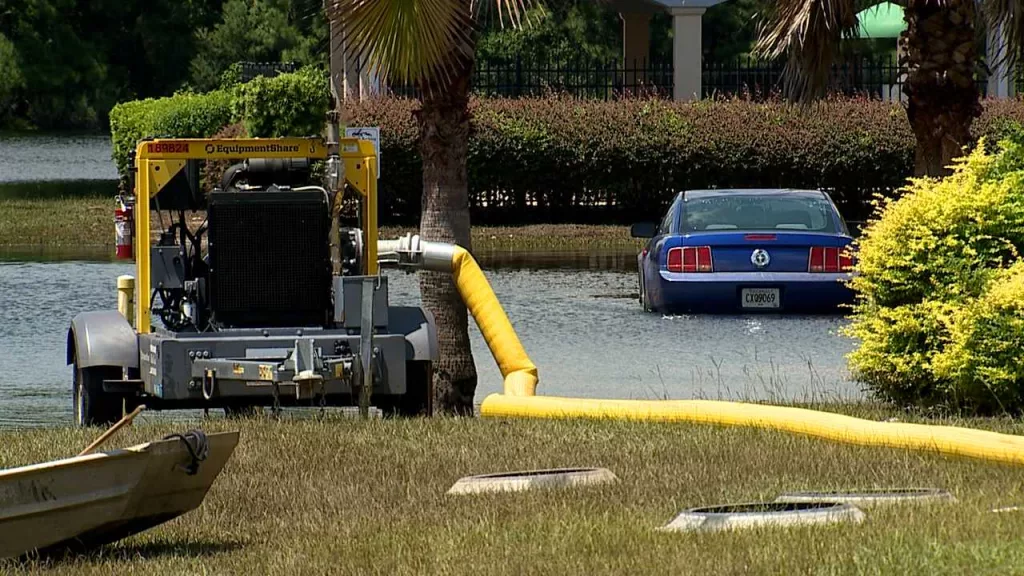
[[515, 54, 522, 98]]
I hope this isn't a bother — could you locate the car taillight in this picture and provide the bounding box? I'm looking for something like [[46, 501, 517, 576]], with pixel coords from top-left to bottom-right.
[[809, 246, 854, 273], [668, 246, 713, 273]]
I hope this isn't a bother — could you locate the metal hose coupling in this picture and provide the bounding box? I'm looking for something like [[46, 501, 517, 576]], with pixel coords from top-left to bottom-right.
[[378, 233, 456, 272]]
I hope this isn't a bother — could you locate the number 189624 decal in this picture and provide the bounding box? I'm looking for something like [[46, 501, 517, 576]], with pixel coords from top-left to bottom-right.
[[146, 142, 190, 154]]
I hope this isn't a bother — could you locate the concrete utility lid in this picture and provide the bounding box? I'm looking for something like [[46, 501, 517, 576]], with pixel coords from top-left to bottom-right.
[[447, 467, 619, 495], [659, 501, 866, 533], [775, 488, 956, 508]]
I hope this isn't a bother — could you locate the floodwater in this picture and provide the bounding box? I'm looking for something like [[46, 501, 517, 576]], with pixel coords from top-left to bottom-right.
[[0, 133, 118, 183], [0, 258, 860, 428], [0, 133, 862, 428], [0, 132, 119, 204]]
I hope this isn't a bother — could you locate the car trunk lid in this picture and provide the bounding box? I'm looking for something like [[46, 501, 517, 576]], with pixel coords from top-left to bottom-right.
[[692, 232, 851, 273]]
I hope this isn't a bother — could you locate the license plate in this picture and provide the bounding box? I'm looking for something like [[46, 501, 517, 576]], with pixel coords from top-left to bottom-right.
[[741, 288, 780, 309]]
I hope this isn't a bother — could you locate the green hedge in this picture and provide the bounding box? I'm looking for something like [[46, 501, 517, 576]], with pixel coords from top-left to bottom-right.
[[109, 90, 233, 178], [845, 135, 1024, 414], [346, 97, 1024, 225], [231, 66, 329, 138], [112, 86, 1024, 225], [109, 65, 328, 177]]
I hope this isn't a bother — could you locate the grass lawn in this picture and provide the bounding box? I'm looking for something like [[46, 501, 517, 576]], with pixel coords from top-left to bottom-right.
[[0, 198, 642, 253], [5, 406, 1024, 575]]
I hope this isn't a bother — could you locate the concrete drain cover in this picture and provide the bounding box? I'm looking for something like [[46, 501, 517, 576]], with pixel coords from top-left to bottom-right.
[[447, 467, 618, 495], [774, 488, 955, 508], [659, 501, 865, 533]]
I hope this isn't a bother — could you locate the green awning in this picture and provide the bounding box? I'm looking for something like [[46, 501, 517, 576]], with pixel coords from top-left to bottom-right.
[[857, 2, 905, 39]]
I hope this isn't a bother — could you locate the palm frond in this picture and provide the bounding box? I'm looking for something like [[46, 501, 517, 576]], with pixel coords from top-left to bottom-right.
[[981, 0, 1024, 71], [752, 0, 862, 102], [473, 0, 535, 30], [327, 0, 533, 88]]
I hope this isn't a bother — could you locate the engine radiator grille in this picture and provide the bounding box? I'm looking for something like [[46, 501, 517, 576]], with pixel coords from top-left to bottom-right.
[[208, 189, 331, 328]]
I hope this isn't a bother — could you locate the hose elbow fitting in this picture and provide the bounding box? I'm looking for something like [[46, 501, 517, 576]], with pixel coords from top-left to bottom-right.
[[377, 235, 539, 396], [449, 246, 538, 396]]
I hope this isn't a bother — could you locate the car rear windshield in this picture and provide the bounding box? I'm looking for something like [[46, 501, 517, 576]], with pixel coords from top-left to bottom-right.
[[682, 194, 837, 233]]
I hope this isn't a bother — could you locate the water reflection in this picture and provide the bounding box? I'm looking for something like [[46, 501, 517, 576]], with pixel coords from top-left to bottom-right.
[[0, 247, 638, 270]]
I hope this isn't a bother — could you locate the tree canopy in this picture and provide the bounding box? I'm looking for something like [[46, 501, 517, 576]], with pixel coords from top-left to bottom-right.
[[0, 0, 797, 130]]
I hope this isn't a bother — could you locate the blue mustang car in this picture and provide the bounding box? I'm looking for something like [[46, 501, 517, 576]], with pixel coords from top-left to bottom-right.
[[632, 189, 856, 314]]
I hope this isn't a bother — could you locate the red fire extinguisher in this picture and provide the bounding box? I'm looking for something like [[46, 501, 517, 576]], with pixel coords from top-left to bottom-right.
[[115, 194, 134, 260]]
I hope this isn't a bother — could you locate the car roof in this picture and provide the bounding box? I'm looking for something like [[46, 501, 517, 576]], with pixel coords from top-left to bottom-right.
[[681, 188, 827, 200]]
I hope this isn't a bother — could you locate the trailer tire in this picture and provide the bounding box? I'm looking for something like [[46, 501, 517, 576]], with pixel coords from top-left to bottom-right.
[[73, 364, 123, 427], [380, 361, 433, 418]]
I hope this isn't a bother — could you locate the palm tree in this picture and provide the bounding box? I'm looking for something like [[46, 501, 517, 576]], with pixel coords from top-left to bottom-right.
[[755, 0, 1013, 177], [326, 0, 529, 414]]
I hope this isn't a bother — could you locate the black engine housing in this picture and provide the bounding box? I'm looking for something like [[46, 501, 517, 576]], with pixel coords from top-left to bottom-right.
[[207, 187, 331, 328]]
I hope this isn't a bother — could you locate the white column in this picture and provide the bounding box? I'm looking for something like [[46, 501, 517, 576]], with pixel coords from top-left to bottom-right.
[[883, 39, 908, 104], [359, 67, 381, 99], [988, 21, 1015, 99], [671, 7, 705, 101], [328, 11, 345, 103], [343, 51, 360, 100]]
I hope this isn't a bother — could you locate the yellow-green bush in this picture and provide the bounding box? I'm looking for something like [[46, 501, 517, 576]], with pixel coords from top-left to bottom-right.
[[849, 146, 1024, 309], [846, 301, 959, 410], [932, 263, 1024, 412], [846, 137, 1024, 413]]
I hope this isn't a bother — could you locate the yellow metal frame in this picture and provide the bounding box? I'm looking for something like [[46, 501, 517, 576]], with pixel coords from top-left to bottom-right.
[[133, 136, 378, 333]]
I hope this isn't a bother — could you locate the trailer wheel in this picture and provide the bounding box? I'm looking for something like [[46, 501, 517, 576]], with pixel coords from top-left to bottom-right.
[[379, 361, 433, 418], [73, 364, 123, 427]]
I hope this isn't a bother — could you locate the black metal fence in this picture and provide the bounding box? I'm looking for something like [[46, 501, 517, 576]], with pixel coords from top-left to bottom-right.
[[240, 55, 1019, 101], [388, 57, 674, 99], [239, 61, 299, 83], [382, 54, 1013, 100], [703, 56, 997, 100]]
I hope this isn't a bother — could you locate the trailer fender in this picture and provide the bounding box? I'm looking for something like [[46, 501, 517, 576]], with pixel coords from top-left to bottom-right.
[[67, 310, 139, 369], [389, 306, 439, 362]]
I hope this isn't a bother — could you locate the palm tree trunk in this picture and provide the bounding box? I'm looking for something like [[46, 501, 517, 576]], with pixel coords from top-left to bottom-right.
[[901, 0, 982, 177], [415, 52, 477, 415]]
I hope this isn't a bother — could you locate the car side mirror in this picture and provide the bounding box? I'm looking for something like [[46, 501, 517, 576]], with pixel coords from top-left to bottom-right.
[[630, 222, 657, 238]]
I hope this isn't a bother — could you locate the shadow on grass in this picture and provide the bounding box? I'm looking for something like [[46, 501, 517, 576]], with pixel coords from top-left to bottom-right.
[[99, 538, 244, 559], [9, 538, 244, 568]]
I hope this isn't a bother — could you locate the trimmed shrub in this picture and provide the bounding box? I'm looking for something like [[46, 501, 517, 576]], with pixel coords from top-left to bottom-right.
[[109, 89, 233, 177], [230, 65, 330, 138], [847, 145, 1024, 309], [113, 89, 1024, 225], [845, 135, 1024, 413], [845, 300, 960, 410], [109, 66, 328, 178], [932, 263, 1024, 412], [345, 96, 1024, 225]]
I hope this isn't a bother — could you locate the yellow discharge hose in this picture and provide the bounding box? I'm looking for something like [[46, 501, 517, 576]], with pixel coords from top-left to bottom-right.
[[478, 395, 1024, 466], [451, 246, 539, 396], [401, 238, 1024, 467]]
